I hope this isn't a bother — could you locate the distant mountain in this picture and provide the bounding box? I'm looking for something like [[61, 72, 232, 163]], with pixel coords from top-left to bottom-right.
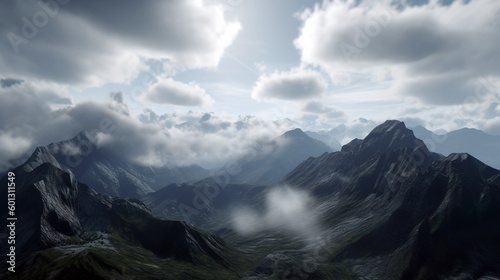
[[46, 131, 209, 197], [222, 128, 332, 186], [305, 130, 342, 151], [246, 120, 500, 279], [142, 177, 268, 230], [0, 147, 246, 279], [411, 125, 500, 170]]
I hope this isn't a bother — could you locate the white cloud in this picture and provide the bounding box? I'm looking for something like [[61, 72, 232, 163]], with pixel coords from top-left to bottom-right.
[[0, 132, 32, 172], [0, 0, 241, 87], [302, 101, 344, 119], [0, 84, 298, 172], [251, 68, 328, 102], [231, 186, 319, 239], [295, 0, 500, 105], [143, 77, 214, 107]]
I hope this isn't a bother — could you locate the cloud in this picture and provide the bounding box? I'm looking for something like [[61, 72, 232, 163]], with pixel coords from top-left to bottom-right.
[[294, 0, 500, 105], [251, 68, 328, 102], [231, 186, 320, 239], [0, 0, 241, 86], [0, 83, 298, 172], [143, 77, 214, 107], [484, 117, 500, 135], [0, 78, 23, 88], [0, 132, 32, 172], [302, 101, 344, 119]]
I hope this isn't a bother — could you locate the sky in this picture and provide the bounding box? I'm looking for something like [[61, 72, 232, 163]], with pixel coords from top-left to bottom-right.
[[1, 0, 500, 171]]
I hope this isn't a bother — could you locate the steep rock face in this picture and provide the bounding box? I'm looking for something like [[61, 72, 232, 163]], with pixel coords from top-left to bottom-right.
[[46, 130, 209, 197], [0, 147, 105, 255], [284, 120, 439, 196], [0, 147, 230, 272], [394, 154, 500, 280], [110, 198, 227, 264], [250, 120, 500, 279]]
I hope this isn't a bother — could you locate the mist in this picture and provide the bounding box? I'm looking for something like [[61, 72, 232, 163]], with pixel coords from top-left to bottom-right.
[[231, 185, 320, 240]]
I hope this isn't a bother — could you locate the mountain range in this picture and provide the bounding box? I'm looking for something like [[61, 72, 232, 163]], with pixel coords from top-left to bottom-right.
[[410, 125, 500, 170], [245, 120, 500, 279], [0, 148, 248, 279], [1, 120, 500, 279], [46, 130, 210, 197], [219, 128, 332, 186]]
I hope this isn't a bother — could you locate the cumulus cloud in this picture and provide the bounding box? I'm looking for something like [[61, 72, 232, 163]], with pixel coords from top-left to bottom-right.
[[302, 101, 344, 119], [0, 0, 241, 86], [231, 186, 320, 239], [294, 0, 500, 105], [251, 68, 328, 102], [143, 77, 214, 107]]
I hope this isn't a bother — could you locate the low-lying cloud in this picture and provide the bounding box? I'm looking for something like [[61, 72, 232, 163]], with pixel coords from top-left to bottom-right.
[[231, 186, 320, 240], [0, 87, 297, 173]]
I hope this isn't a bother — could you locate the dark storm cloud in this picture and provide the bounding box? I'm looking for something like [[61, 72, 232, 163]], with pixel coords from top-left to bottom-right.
[[0, 78, 23, 88], [0, 0, 241, 86]]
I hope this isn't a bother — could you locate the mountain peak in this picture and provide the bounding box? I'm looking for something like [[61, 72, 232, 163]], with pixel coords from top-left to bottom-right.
[[340, 120, 429, 159], [282, 128, 306, 138], [363, 120, 421, 149], [23, 146, 61, 173], [370, 120, 406, 134]]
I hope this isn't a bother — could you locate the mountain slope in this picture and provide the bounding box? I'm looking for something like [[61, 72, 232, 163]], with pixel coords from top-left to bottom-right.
[[46, 130, 209, 197], [0, 147, 248, 279], [247, 120, 500, 279], [223, 128, 332, 186]]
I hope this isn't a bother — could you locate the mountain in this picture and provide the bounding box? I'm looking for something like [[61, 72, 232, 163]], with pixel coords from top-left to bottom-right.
[[142, 178, 268, 229], [46, 131, 209, 197], [411, 125, 500, 170], [245, 120, 500, 279], [221, 128, 332, 186], [4, 120, 499, 279], [0, 147, 249, 279], [305, 131, 342, 151]]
